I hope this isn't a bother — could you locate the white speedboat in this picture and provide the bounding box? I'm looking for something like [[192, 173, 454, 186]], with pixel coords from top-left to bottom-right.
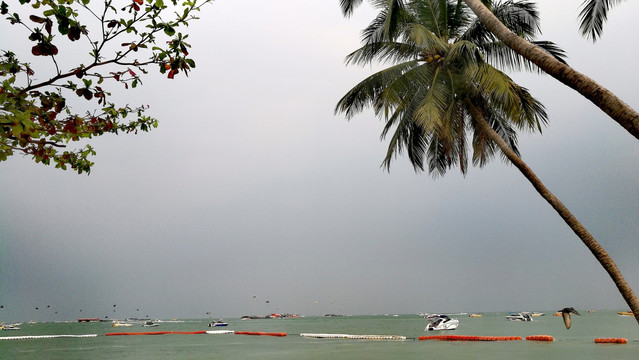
[[425, 315, 459, 331], [208, 320, 229, 327], [112, 321, 134, 327], [506, 312, 533, 321], [143, 321, 159, 327]]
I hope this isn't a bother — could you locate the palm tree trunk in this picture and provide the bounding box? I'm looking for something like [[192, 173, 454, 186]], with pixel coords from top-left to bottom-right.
[[467, 101, 639, 324], [462, 0, 639, 141]]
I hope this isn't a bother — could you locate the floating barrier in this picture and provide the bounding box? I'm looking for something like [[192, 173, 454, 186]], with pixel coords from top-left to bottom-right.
[[594, 338, 627, 344], [206, 330, 235, 335], [526, 335, 554, 342], [419, 335, 522, 341], [0, 334, 98, 340], [235, 331, 287, 337], [105, 331, 207, 336], [300, 333, 407, 340]]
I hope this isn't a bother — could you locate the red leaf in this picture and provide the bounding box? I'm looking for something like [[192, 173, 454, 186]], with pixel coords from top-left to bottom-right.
[[29, 15, 46, 24]]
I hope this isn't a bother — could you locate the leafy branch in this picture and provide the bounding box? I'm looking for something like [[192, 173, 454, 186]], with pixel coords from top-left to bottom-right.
[[0, 0, 212, 174]]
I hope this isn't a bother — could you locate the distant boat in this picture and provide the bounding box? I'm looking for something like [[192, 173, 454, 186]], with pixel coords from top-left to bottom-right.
[[506, 313, 533, 321], [618, 311, 633, 316], [112, 322, 133, 327], [468, 313, 483, 317], [531, 312, 545, 317], [77, 318, 100, 323], [0, 323, 21, 330], [143, 321, 159, 327]]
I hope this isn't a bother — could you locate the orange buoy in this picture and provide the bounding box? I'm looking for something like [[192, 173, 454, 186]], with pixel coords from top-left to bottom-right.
[[418, 335, 520, 341], [594, 338, 627, 344], [526, 335, 554, 342]]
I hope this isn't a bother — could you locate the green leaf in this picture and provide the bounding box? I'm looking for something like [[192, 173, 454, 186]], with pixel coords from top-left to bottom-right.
[[164, 26, 175, 36]]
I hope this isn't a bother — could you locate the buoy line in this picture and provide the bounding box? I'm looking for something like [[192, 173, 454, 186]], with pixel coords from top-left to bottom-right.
[[235, 331, 287, 337], [0, 334, 98, 340], [419, 335, 522, 341], [594, 338, 627, 344], [526, 335, 554, 342], [300, 333, 407, 340], [105, 331, 207, 336]]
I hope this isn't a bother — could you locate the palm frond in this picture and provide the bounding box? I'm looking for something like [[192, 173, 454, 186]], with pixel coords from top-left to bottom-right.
[[335, 60, 420, 119], [491, 0, 539, 39], [406, 23, 449, 54], [578, 0, 627, 42], [381, 108, 429, 171], [344, 41, 421, 66], [340, 0, 365, 17], [413, 68, 453, 129]]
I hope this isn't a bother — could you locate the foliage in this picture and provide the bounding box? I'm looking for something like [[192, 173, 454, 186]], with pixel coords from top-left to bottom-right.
[[336, 0, 566, 176], [0, 0, 211, 174], [578, 0, 628, 41]]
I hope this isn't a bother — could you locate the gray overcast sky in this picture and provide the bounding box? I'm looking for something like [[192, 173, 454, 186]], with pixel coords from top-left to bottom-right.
[[1, 0, 638, 322]]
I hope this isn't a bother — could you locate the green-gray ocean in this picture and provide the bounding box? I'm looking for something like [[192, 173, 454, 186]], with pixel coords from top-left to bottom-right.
[[2, 311, 638, 359]]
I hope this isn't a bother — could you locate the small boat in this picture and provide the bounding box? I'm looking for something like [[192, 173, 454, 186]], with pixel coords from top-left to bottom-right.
[[468, 313, 483, 317], [618, 311, 633, 316], [531, 312, 545, 317], [0, 323, 21, 330], [208, 320, 229, 327], [506, 312, 533, 321], [143, 321, 159, 327], [112, 322, 133, 327], [425, 315, 459, 331]]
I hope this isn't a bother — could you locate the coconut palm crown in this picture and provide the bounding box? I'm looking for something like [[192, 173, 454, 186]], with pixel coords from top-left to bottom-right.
[[336, 0, 566, 177]]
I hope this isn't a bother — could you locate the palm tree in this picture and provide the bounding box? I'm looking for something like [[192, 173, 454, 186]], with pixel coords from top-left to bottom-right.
[[579, 0, 629, 41], [337, 0, 639, 323], [459, 0, 639, 140]]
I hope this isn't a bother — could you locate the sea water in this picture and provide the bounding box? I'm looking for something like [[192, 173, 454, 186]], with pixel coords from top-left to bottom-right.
[[1, 311, 638, 359]]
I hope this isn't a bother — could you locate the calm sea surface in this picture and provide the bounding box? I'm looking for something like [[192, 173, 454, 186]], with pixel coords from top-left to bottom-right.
[[2, 311, 638, 359]]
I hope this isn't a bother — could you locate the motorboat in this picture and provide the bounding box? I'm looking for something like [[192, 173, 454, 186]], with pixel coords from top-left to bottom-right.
[[208, 320, 229, 327], [506, 312, 533, 321], [468, 313, 483, 317], [112, 321, 133, 327], [531, 312, 545, 317], [618, 311, 633, 316], [0, 323, 21, 330], [143, 321, 159, 327], [425, 315, 459, 331]]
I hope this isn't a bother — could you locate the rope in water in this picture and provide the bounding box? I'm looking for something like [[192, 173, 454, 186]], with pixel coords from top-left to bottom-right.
[[300, 333, 406, 340], [0, 334, 98, 340], [419, 335, 522, 341]]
